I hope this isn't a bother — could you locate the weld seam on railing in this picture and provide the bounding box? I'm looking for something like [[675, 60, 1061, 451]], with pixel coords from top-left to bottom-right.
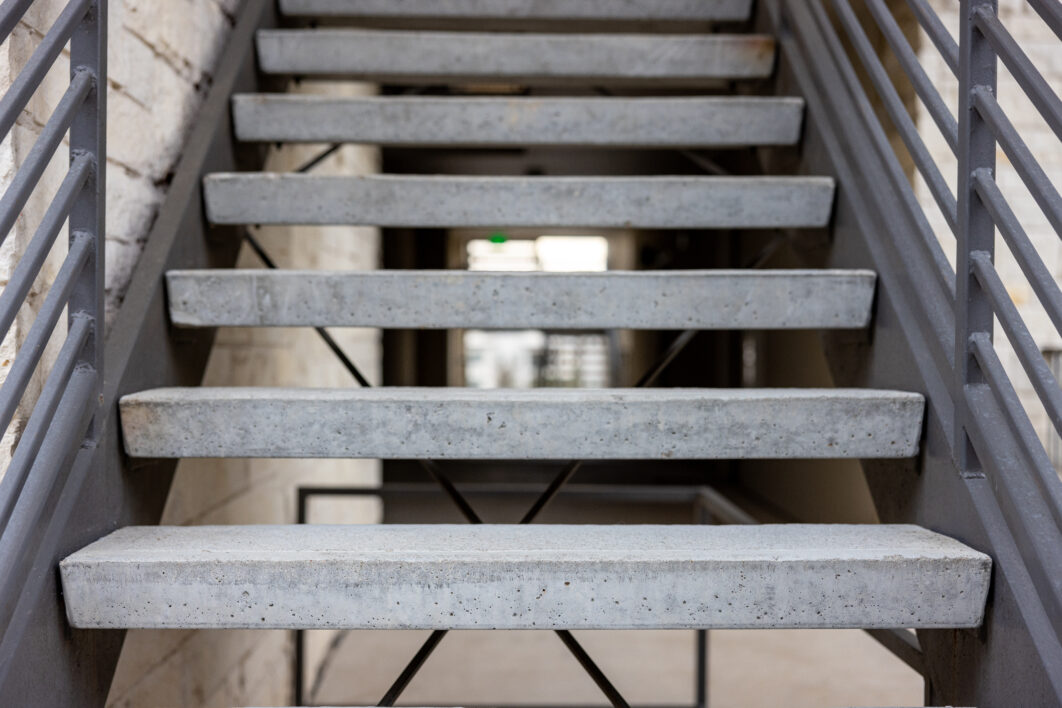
[[902, 0, 959, 75], [830, 0, 958, 236], [864, 0, 958, 152], [973, 8, 1062, 145], [1026, 0, 1062, 42], [0, 366, 97, 627], [973, 170, 1062, 334], [0, 232, 91, 436], [0, 0, 35, 44], [0, 315, 91, 532], [0, 153, 92, 340], [971, 252, 1062, 439], [0, 0, 92, 140], [972, 86, 1062, 238], [0, 69, 94, 247]]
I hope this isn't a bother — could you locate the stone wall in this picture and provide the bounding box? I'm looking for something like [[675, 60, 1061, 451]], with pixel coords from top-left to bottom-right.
[[914, 1, 1062, 459]]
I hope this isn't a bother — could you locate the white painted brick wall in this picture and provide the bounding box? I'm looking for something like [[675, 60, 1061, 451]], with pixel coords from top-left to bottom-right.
[[915, 2, 1062, 459]]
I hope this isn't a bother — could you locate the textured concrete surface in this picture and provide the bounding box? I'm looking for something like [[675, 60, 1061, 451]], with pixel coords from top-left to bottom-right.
[[61, 524, 990, 630], [118, 387, 924, 459], [166, 269, 875, 329], [256, 30, 776, 82], [203, 175, 836, 228], [279, 0, 752, 21], [232, 95, 804, 146]]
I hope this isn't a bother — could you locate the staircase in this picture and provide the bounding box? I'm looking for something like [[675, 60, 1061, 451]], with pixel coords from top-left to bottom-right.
[[59, 1, 993, 703]]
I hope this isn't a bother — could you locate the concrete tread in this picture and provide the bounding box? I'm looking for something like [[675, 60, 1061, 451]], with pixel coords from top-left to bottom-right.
[[278, 0, 753, 21], [231, 95, 805, 147], [165, 269, 876, 330], [202, 174, 836, 229], [255, 29, 776, 82], [60, 524, 991, 630], [118, 387, 924, 459]]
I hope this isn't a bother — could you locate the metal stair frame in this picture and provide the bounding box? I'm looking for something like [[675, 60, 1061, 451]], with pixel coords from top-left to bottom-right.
[[754, 1, 1062, 703]]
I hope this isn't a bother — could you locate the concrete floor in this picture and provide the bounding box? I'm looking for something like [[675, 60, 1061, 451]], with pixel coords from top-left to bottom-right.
[[307, 627, 923, 707]]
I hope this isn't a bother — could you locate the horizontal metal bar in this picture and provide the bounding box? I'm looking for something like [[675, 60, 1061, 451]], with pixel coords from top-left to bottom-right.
[[973, 86, 1062, 239], [0, 69, 94, 248], [0, 365, 96, 626], [0, 0, 34, 44], [830, 0, 957, 235], [0, 0, 92, 141], [971, 252, 1062, 439], [865, 0, 958, 152], [903, 0, 958, 75], [974, 170, 1062, 335], [1026, 0, 1062, 42], [0, 315, 90, 533], [969, 332, 1062, 540], [0, 233, 90, 437], [0, 154, 92, 342], [974, 8, 1062, 145]]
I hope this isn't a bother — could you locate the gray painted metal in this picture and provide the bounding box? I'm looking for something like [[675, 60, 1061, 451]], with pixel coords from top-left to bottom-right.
[[118, 387, 924, 459], [278, 0, 753, 21], [203, 174, 835, 229], [165, 269, 876, 330], [764, 0, 1062, 701], [231, 95, 805, 147], [60, 523, 990, 630], [255, 29, 776, 82]]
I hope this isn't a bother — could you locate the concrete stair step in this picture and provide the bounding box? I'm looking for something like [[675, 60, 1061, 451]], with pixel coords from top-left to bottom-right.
[[202, 175, 835, 229], [255, 29, 775, 83], [231, 95, 804, 147], [165, 269, 875, 330], [278, 0, 753, 22], [60, 524, 990, 630], [118, 387, 924, 459]]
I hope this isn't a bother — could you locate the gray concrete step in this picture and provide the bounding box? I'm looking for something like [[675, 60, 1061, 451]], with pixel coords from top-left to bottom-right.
[[202, 175, 835, 229], [231, 95, 804, 147], [255, 30, 775, 83], [118, 387, 924, 459], [278, 0, 752, 22], [60, 524, 990, 630], [165, 269, 876, 330]]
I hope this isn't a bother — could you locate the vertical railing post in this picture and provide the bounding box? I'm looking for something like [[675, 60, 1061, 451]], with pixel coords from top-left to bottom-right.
[[68, 0, 105, 437], [954, 0, 997, 471]]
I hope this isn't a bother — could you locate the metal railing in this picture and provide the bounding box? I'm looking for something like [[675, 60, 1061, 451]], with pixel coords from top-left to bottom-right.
[[0, 0, 105, 664], [798, 0, 1062, 698]]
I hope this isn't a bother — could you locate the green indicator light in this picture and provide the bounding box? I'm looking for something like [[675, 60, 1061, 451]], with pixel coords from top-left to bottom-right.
[[488, 232, 508, 244]]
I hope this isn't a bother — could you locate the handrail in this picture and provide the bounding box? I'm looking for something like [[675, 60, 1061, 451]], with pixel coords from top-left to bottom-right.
[[815, 0, 1062, 695], [0, 0, 105, 660]]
